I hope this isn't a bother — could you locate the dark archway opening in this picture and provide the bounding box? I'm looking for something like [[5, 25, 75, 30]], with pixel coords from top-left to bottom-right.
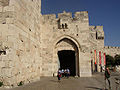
[[58, 50, 76, 76]]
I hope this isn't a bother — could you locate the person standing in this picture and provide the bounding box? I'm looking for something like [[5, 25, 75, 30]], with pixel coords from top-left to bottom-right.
[[61, 69, 64, 77], [105, 67, 111, 89], [66, 68, 70, 78], [57, 69, 62, 82]]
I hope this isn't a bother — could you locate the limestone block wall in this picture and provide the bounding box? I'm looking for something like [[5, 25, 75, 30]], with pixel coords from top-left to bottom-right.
[[104, 46, 120, 57], [89, 26, 104, 50], [89, 26, 105, 72], [41, 11, 92, 77], [89, 26, 120, 72], [0, 0, 41, 87]]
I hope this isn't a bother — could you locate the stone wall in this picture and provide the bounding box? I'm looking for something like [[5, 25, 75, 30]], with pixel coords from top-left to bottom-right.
[[89, 26, 105, 72], [104, 46, 120, 56], [0, 0, 120, 88], [41, 11, 92, 77], [0, 0, 41, 87]]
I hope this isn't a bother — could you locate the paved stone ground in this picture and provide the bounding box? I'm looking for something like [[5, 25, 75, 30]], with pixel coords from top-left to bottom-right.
[[0, 72, 120, 90]]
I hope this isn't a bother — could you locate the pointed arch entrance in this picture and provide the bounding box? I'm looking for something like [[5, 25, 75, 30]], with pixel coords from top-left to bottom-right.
[[58, 50, 76, 76], [54, 36, 80, 76]]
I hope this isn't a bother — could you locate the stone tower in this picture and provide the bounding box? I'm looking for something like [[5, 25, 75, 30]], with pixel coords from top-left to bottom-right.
[[0, 0, 42, 87]]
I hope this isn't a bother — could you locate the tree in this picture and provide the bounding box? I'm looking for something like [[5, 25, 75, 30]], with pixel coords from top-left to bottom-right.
[[106, 55, 115, 67], [114, 54, 120, 65]]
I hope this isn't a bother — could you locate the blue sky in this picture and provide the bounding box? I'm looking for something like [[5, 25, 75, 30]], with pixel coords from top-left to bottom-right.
[[41, 0, 120, 47]]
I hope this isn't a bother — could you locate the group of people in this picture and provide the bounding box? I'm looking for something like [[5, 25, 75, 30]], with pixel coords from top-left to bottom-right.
[[57, 68, 70, 81], [57, 67, 111, 89]]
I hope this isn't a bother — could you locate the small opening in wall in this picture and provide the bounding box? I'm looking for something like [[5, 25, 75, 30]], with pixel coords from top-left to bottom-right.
[[62, 24, 64, 29], [34, 45, 37, 48], [29, 28, 31, 31], [65, 23, 68, 29], [2, 22, 6, 24], [96, 32, 98, 39], [76, 34, 78, 36], [0, 51, 6, 55], [98, 37, 104, 40], [21, 40, 23, 42], [6, 15, 9, 18]]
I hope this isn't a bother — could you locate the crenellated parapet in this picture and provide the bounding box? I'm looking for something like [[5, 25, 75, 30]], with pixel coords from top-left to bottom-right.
[[74, 11, 88, 21], [104, 46, 120, 49], [42, 14, 56, 25], [90, 26, 103, 31], [104, 46, 120, 56], [42, 11, 89, 29], [58, 11, 72, 19], [43, 11, 88, 21], [43, 14, 56, 20]]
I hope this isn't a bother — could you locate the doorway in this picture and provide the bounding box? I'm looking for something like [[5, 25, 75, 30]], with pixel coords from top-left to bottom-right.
[[58, 50, 76, 76]]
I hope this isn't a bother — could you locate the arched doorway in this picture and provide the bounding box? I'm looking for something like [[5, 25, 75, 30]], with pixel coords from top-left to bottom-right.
[[55, 37, 80, 76], [58, 50, 76, 76]]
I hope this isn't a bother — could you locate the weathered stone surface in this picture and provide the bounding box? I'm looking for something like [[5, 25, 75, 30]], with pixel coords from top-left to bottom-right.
[[0, 0, 120, 88]]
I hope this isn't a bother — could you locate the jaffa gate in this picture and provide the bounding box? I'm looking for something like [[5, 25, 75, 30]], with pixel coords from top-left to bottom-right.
[[0, 0, 120, 87]]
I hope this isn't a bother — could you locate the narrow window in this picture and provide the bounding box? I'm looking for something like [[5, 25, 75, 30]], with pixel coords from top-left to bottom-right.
[[96, 32, 98, 39], [62, 24, 64, 29], [65, 23, 68, 29]]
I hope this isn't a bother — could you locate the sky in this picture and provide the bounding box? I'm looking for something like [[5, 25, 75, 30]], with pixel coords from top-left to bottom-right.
[[41, 0, 120, 47]]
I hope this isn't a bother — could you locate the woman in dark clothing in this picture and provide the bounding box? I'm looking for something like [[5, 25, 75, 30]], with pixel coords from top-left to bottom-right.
[[105, 67, 111, 89]]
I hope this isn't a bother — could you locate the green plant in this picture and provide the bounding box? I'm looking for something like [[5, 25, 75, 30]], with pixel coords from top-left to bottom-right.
[[114, 54, 120, 65], [0, 81, 3, 87], [106, 55, 115, 67]]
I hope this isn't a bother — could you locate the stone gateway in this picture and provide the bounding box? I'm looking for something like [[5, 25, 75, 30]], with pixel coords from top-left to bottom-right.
[[0, 0, 120, 87]]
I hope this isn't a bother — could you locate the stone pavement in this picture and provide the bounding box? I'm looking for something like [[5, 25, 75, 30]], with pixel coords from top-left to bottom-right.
[[0, 72, 120, 90]]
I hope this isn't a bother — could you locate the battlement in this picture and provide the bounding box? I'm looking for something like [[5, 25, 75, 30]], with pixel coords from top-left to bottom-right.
[[0, 0, 9, 6], [42, 11, 89, 23], [74, 11, 88, 18], [104, 46, 120, 56], [90, 26, 103, 31], [104, 46, 120, 49], [58, 11, 72, 19], [43, 14, 56, 20]]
